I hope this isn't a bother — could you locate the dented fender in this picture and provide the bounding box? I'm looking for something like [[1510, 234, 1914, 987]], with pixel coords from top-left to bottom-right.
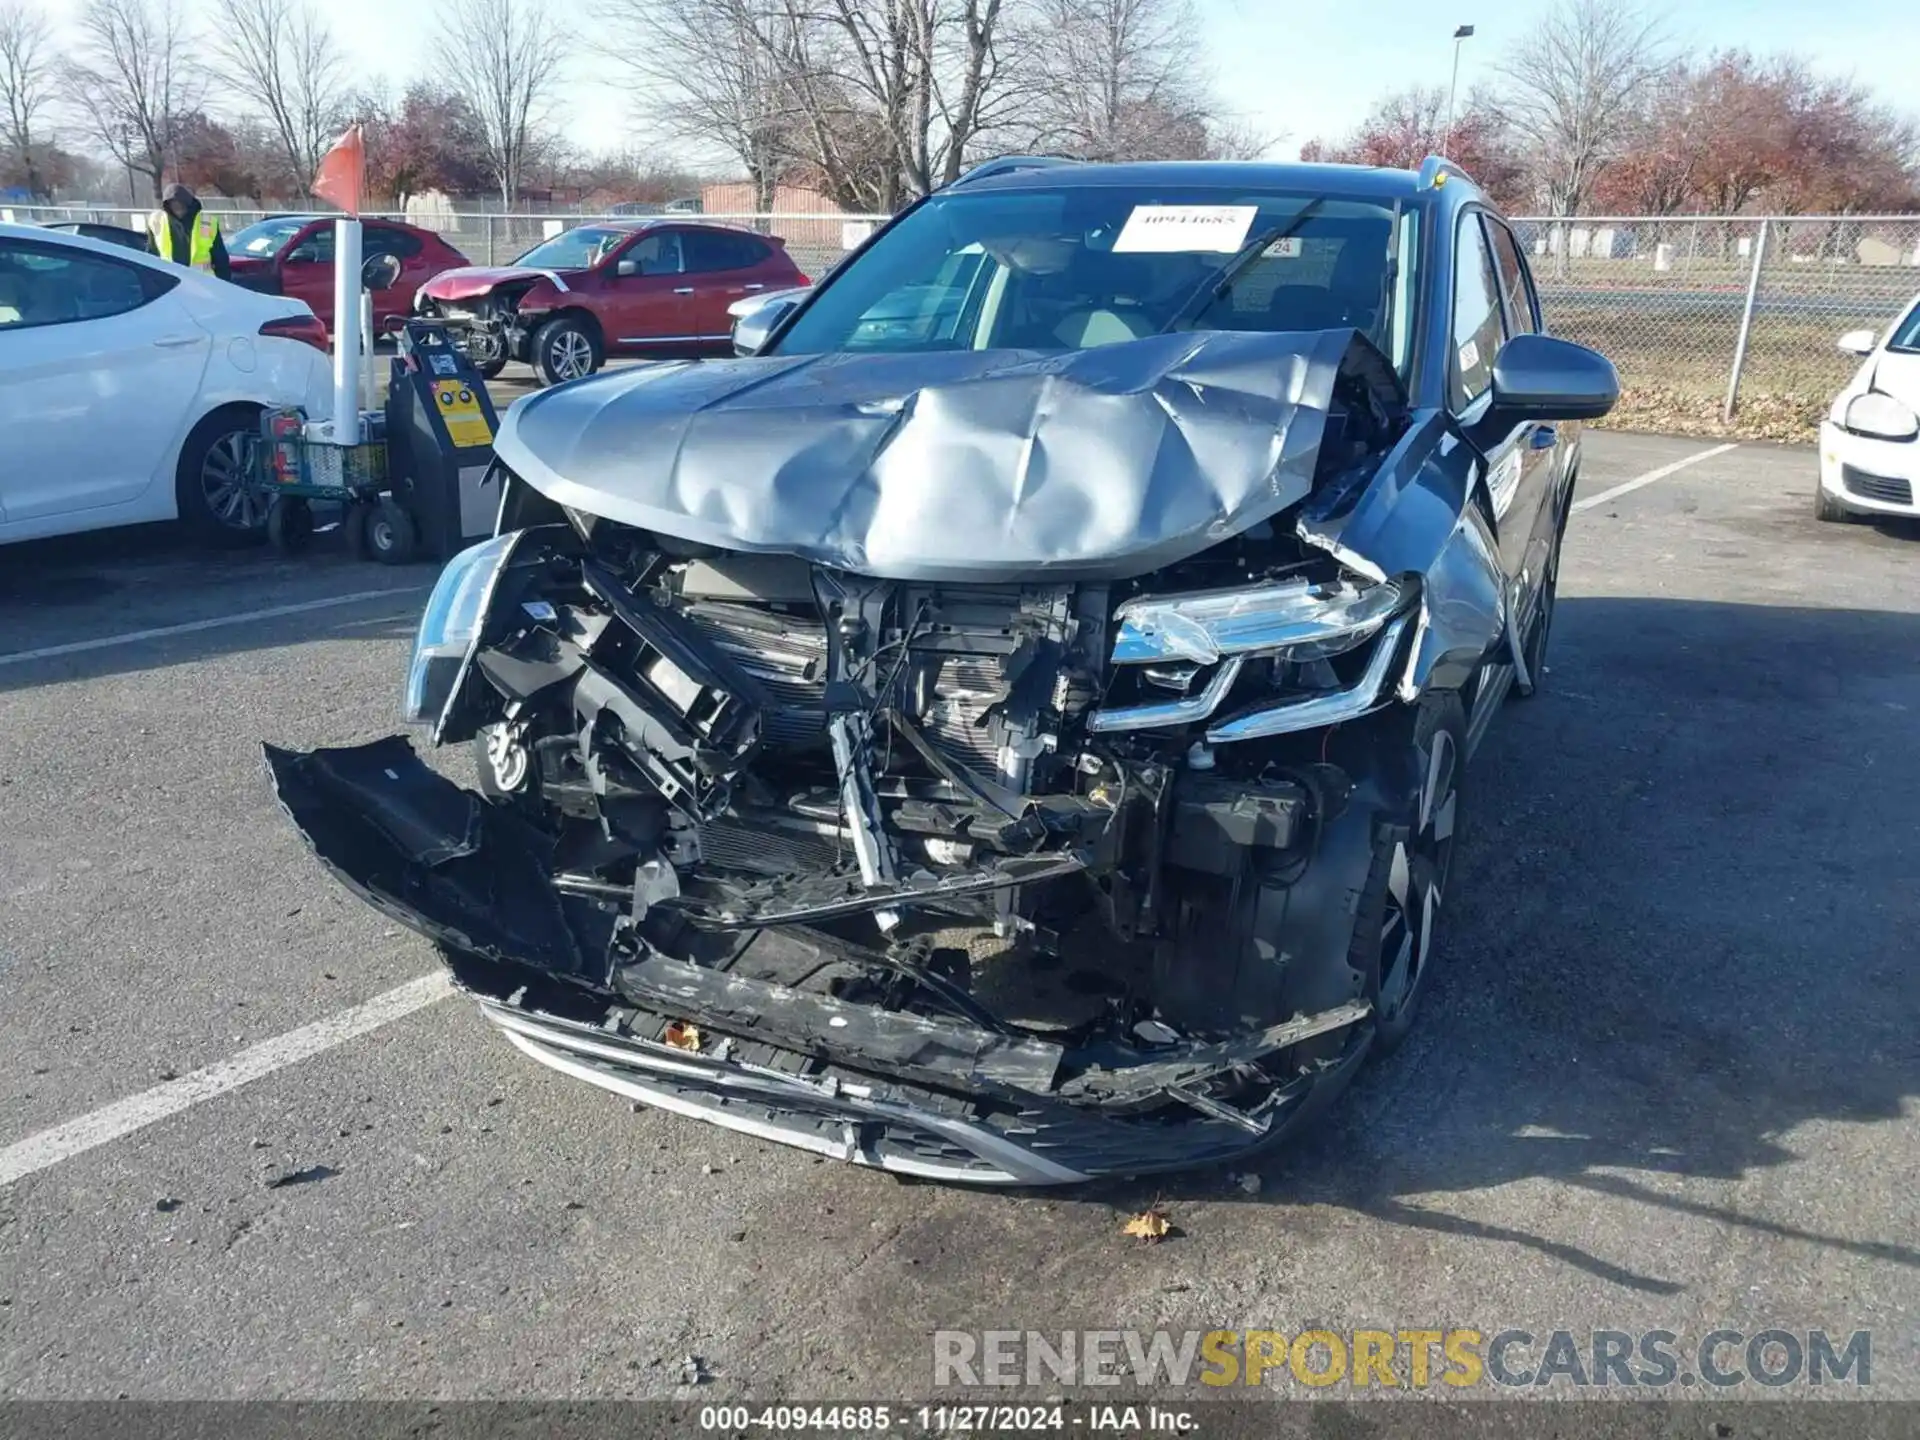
[[1296, 408, 1504, 699]]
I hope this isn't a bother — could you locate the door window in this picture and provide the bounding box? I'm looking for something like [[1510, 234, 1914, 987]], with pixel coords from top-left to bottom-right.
[[0, 241, 171, 331], [682, 230, 770, 274], [286, 227, 334, 264], [620, 232, 683, 276], [1450, 213, 1506, 409], [1484, 219, 1539, 336], [363, 226, 423, 260]]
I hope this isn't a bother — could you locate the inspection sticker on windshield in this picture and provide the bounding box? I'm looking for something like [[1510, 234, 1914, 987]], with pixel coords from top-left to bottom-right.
[[1264, 237, 1303, 258], [1114, 205, 1258, 253]]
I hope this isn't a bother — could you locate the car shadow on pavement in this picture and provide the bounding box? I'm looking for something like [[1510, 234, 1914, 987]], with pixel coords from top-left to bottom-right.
[[1123, 596, 1920, 1297], [0, 526, 432, 693]]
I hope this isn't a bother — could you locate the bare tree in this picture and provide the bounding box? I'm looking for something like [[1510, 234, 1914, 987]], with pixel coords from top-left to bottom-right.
[[436, 0, 567, 206], [209, 0, 348, 198], [592, 0, 797, 212], [0, 0, 54, 197], [65, 0, 201, 201], [1493, 0, 1668, 217], [1019, 0, 1220, 161]]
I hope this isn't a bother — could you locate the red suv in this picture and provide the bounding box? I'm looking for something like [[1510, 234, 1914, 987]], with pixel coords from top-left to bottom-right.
[[415, 219, 810, 385], [226, 215, 469, 333]]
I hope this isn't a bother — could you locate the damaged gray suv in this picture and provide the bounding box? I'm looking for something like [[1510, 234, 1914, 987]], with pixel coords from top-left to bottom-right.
[[268, 156, 1617, 1184]]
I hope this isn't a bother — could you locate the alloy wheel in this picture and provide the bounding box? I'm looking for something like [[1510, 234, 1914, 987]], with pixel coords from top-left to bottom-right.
[[1376, 728, 1458, 1025], [548, 330, 593, 380], [200, 430, 262, 532]]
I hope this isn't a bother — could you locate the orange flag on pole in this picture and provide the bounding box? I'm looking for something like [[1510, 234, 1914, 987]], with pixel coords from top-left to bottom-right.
[[311, 124, 365, 216]]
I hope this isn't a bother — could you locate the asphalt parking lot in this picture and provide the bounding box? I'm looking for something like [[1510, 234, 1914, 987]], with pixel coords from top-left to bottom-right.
[[1, 429, 1916, 1401]]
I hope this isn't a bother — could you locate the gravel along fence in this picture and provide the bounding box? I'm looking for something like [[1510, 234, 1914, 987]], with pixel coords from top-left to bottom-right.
[[11, 200, 1914, 442], [1514, 215, 1920, 441]]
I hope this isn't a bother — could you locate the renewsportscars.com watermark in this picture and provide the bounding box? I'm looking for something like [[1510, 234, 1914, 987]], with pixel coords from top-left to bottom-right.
[[933, 1328, 1873, 1391]]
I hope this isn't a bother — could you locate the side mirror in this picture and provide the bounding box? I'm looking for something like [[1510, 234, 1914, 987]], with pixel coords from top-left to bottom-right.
[[1483, 333, 1619, 427], [1837, 328, 1878, 357], [732, 296, 800, 356], [362, 253, 402, 291], [615, 257, 641, 278], [379, 314, 408, 337]]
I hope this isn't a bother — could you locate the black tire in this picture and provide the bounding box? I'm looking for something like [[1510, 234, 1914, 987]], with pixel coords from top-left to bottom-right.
[[1350, 691, 1467, 1055], [1814, 481, 1851, 523], [175, 405, 267, 546], [363, 498, 419, 565], [531, 315, 602, 386], [474, 355, 508, 380], [265, 496, 313, 553]]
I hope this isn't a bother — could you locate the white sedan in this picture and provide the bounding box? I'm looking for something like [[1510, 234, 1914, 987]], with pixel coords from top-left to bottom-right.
[[0, 222, 333, 546], [1818, 294, 1920, 523]]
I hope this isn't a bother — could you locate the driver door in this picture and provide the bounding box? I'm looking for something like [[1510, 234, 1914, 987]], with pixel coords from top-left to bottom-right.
[[597, 230, 692, 350], [278, 222, 336, 329]]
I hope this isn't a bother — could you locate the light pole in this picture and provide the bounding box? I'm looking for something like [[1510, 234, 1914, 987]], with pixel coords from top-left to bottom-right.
[[1444, 24, 1475, 157]]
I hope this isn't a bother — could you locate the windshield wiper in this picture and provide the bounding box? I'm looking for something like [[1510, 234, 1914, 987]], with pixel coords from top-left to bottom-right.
[[1159, 196, 1329, 334]]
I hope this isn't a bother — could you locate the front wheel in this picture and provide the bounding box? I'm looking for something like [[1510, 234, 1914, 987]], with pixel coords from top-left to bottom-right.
[[531, 317, 602, 386], [360, 497, 419, 565], [1352, 692, 1466, 1054], [1814, 480, 1852, 523]]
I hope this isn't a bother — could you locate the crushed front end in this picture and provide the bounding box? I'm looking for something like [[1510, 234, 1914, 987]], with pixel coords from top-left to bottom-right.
[[266, 329, 1470, 1185]]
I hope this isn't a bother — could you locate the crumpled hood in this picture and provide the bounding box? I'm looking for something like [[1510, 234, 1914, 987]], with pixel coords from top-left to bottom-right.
[[424, 265, 573, 302], [495, 328, 1368, 582]]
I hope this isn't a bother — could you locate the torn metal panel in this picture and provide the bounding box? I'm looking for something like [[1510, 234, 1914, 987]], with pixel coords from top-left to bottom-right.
[[494, 328, 1389, 582]]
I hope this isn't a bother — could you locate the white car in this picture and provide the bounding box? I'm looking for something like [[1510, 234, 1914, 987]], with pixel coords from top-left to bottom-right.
[[1818, 294, 1920, 523], [0, 222, 334, 546]]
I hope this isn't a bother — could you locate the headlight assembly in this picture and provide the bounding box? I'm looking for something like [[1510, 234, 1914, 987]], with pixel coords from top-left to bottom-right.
[[1110, 577, 1409, 666], [1841, 392, 1919, 442], [403, 530, 521, 735], [1089, 575, 1414, 738]]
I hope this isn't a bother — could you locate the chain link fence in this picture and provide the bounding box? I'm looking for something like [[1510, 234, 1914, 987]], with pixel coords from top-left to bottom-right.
[[1513, 215, 1920, 438], [7, 200, 1916, 440]]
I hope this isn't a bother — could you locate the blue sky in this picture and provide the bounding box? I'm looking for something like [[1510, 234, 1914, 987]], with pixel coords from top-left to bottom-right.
[[1204, 0, 1918, 156], [56, 0, 1907, 170]]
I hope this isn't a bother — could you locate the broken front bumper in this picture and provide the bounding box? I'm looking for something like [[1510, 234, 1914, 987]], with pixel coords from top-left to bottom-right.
[[264, 737, 1368, 1185]]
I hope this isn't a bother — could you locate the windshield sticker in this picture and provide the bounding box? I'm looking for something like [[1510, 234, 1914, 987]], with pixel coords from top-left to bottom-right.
[[1263, 237, 1303, 258], [1458, 338, 1481, 373], [1114, 205, 1259, 254]]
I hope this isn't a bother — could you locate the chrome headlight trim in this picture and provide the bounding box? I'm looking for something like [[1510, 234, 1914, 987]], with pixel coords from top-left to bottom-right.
[[1111, 578, 1408, 666], [404, 529, 523, 738]]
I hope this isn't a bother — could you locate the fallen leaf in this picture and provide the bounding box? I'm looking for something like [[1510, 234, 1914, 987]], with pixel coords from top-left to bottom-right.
[[1122, 1207, 1172, 1243], [265, 1164, 339, 1190], [663, 1021, 703, 1052]]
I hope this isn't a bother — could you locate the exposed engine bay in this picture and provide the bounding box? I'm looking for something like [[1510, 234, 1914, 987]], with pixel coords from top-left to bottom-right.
[[267, 325, 1523, 1183]]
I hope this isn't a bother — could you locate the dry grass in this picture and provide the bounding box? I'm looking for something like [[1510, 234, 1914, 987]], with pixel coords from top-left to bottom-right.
[[1548, 305, 1853, 444]]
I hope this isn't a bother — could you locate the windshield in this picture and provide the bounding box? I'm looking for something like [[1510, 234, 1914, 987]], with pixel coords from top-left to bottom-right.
[[514, 226, 631, 270], [1889, 300, 1920, 353], [773, 185, 1413, 368], [228, 217, 309, 257]]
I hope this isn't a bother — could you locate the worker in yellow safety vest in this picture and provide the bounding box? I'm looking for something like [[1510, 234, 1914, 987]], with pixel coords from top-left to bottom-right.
[[145, 183, 230, 280]]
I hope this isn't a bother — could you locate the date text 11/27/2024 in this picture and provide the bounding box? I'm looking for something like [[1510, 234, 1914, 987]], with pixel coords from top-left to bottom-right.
[[698, 1405, 1198, 1434]]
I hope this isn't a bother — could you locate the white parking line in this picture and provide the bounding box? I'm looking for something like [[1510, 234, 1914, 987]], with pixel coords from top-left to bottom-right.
[[0, 586, 428, 669], [1572, 442, 1739, 514], [0, 972, 453, 1188]]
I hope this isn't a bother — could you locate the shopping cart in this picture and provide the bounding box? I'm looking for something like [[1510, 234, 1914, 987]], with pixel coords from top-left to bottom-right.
[[253, 408, 418, 563]]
